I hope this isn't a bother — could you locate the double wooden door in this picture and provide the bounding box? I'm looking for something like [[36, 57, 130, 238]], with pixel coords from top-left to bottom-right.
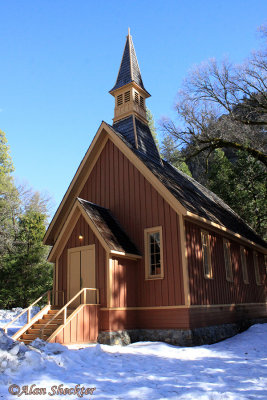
[[68, 245, 96, 305]]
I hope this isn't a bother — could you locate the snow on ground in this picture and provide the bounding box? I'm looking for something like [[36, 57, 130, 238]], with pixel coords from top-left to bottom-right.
[[0, 311, 266, 399]]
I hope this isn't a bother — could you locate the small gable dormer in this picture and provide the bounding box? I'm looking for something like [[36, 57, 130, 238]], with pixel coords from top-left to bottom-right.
[[109, 29, 150, 125]]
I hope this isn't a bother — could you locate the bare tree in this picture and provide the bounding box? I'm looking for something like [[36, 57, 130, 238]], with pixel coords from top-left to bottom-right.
[[161, 27, 267, 166]]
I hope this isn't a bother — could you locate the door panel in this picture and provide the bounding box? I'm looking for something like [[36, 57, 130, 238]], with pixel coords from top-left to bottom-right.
[[69, 251, 81, 306], [68, 245, 96, 306], [81, 248, 96, 303]]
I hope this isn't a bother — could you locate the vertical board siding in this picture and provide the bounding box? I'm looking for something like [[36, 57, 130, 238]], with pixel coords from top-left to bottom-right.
[[52, 305, 99, 344], [79, 139, 185, 307], [110, 257, 137, 308], [185, 220, 266, 305], [58, 215, 107, 307]]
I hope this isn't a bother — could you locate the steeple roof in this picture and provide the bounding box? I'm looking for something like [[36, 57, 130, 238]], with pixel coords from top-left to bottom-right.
[[110, 29, 149, 95]]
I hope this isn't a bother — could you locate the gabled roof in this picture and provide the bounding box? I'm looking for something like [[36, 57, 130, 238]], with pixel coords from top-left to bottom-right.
[[109, 118, 267, 250], [44, 119, 266, 252], [110, 31, 149, 95], [48, 196, 141, 262], [77, 198, 140, 256]]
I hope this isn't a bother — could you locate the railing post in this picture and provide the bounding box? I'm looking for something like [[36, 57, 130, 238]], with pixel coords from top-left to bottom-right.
[[47, 291, 51, 305], [27, 307, 31, 324], [82, 289, 86, 304], [96, 289, 99, 305], [63, 308, 67, 324]]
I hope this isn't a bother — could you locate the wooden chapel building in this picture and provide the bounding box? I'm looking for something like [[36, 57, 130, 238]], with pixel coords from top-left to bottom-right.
[[40, 31, 267, 345]]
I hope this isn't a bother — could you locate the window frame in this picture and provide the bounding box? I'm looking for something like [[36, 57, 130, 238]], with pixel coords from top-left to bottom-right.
[[201, 230, 212, 279], [223, 239, 233, 282], [144, 226, 164, 280], [124, 91, 130, 103], [253, 251, 261, 285], [240, 246, 249, 284], [117, 94, 123, 106]]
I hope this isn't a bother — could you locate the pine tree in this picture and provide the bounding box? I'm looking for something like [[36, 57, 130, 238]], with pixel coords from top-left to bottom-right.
[[0, 131, 53, 308]]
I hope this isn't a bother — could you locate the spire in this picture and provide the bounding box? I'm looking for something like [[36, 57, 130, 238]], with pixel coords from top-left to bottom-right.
[[110, 30, 150, 124], [110, 30, 149, 95]]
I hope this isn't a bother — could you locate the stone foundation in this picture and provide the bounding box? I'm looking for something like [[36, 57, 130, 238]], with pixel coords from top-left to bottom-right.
[[97, 318, 267, 346]]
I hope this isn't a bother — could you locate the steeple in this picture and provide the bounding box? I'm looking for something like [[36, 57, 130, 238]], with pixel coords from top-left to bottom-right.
[[110, 29, 150, 124]]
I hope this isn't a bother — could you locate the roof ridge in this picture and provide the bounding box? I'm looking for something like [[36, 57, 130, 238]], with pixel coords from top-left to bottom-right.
[[77, 197, 109, 211]]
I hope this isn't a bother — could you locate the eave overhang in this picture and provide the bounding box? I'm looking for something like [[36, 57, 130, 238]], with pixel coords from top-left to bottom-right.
[[48, 198, 141, 263]]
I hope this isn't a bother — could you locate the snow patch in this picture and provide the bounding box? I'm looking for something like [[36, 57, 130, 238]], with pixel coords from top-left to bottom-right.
[[0, 322, 266, 399]]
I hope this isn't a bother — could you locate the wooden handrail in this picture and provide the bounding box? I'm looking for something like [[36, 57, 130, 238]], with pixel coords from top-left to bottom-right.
[[40, 288, 99, 339], [3, 290, 64, 334]]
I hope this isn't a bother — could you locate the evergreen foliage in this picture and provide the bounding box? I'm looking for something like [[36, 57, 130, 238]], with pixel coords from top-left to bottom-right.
[[0, 131, 53, 309], [146, 108, 160, 151]]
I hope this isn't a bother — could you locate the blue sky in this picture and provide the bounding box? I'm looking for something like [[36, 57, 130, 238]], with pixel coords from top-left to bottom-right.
[[0, 0, 266, 218]]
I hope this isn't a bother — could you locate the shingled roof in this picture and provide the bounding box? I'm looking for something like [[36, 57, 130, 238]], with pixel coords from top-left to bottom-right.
[[78, 198, 140, 255], [110, 32, 149, 94], [113, 115, 161, 165], [108, 118, 267, 249]]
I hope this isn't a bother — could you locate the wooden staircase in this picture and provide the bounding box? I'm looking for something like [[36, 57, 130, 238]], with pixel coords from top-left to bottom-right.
[[18, 307, 74, 345], [3, 288, 100, 345]]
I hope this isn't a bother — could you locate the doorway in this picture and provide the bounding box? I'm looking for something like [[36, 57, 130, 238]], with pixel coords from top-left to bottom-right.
[[68, 245, 96, 306]]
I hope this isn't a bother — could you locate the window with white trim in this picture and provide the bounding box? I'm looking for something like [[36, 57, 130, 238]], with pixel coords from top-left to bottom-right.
[[144, 227, 164, 279], [201, 230, 212, 279], [240, 246, 249, 284], [223, 239, 233, 282]]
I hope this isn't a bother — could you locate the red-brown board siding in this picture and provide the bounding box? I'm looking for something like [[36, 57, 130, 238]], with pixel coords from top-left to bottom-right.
[[99, 303, 267, 331], [79, 139, 185, 307], [51, 305, 99, 344], [57, 215, 107, 307], [110, 257, 137, 308], [185, 220, 266, 305], [99, 309, 137, 331], [188, 303, 267, 328]]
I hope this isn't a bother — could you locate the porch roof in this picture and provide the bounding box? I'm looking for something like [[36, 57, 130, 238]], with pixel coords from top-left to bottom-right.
[[77, 198, 140, 256]]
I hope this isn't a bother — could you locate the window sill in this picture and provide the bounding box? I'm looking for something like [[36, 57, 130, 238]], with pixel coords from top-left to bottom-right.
[[145, 276, 164, 281]]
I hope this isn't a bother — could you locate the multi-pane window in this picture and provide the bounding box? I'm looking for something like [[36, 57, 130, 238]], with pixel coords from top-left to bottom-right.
[[240, 246, 249, 284], [223, 239, 233, 282], [117, 94, 123, 106], [253, 251, 261, 285], [144, 227, 163, 279], [201, 230, 212, 279]]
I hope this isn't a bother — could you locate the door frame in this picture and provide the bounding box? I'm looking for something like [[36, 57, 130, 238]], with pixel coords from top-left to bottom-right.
[[67, 244, 96, 302]]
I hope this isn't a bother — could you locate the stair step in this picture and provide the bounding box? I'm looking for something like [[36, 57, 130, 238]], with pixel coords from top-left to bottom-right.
[[33, 323, 60, 329], [37, 318, 63, 324], [16, 306, 78, 344], [27, 327, 54, 335], [22, 333, 49, 340]]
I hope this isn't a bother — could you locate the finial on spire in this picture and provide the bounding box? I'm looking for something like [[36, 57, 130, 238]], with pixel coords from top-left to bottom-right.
[[128, 27, 131, 36]]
